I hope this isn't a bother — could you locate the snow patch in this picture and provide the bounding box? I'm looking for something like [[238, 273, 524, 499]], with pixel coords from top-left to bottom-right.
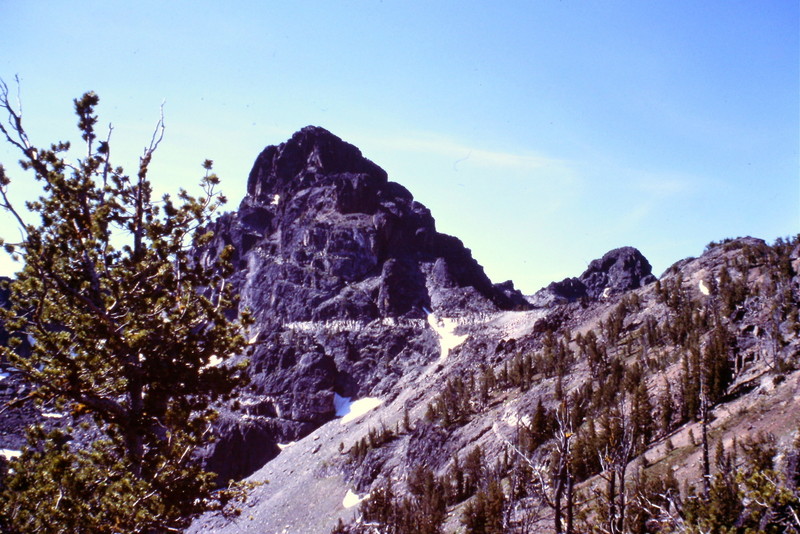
[[427, 314, 468, 360], [0, 449, 21, 460], [0, 371, 8, 381], [285, 318, 426, 333], [277, 441, 296, 450], [698, 280, 710, 296], [204, 354, 223, 368], [602, 287, 611, 299], [342, 489, 370, 508], [334, 393, 383, 424], [271, 194, 281, 205], [42, 412, 64, 419]]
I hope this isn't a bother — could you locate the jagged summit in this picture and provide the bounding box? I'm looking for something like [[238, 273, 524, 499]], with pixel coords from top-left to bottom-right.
[[580, 246, 656, 298], [197, 127, 529, 481], [245, 126, 387, 204], [208, 126, 527, 324]]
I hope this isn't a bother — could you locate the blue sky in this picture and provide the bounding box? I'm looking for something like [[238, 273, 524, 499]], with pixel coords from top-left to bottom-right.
[[1, 1, 797, 293]]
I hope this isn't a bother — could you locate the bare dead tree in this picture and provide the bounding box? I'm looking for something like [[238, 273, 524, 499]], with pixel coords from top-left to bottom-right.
[[594, 397, 636, 534], [527, 401, 576, 534], [633, 486, 687, 533]]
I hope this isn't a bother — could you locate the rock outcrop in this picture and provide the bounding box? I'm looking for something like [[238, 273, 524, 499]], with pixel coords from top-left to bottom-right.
[[204, 126, 525, 322], [198, 126, 529, 481], [529, 246, 656, 306]]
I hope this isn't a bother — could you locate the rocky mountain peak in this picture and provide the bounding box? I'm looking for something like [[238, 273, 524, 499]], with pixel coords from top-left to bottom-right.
[[210, 126, 527, 325], [245, 126, 387, 206], [196, 127, 529, 481], [580, 245, 656, 299]]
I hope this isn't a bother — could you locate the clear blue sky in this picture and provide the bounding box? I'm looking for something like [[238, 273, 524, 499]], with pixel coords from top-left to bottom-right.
[[1, 1, 797, 293]]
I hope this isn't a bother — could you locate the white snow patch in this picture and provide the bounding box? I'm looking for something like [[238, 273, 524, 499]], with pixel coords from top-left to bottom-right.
[[271, 194, 281, 205], [342, 398, 383, 423], [0, 371, 8, 381], [0, 449, 21, 460], [342, 489, 370, 508], [285, 318, 426, 333], [277, 441, 296, 450], [602, 287, 611, 299], [699, 280, 710, 296], [248, 332, 259, 345], [287, 319, 364, 333], [203, 355, 223, 368], [427, 314, 468, 360], [42, 412, 64, 419], [334, 393, 383, 424]]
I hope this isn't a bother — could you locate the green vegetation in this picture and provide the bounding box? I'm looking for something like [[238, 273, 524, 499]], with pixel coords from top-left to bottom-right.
[[0, 84, 251, 533], [335, 235, 800, 534]]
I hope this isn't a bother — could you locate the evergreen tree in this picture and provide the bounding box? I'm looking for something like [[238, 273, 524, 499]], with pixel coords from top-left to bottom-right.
[[630, 381, 654, 454], [703, 323, 733, 404], [461, 479, 506, 534], [463, 446, 485, 498], [658, 381, 674, 436], [0, 85, 251, 532]]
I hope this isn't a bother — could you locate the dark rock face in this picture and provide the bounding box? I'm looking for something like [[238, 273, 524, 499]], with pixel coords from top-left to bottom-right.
[[0, 277, 46, 453], [199, 126, 528, 481], [492, 280, 530, 310], [530, 246, 656, 306], [205, 127, 520, 324], [580, 246, 657, 299]]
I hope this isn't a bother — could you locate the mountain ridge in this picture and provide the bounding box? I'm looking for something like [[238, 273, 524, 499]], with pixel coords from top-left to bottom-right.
[[1, 127, 797, 533], [188, 230, 799, 534], [187, 129, 798, 533]]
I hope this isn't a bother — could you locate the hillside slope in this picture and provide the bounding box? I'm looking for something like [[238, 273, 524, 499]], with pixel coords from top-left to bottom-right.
[[188, 131, 800, 534]]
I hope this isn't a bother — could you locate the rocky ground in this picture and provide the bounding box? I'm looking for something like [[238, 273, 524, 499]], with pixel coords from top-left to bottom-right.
[[189, 235, 799, 533]]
